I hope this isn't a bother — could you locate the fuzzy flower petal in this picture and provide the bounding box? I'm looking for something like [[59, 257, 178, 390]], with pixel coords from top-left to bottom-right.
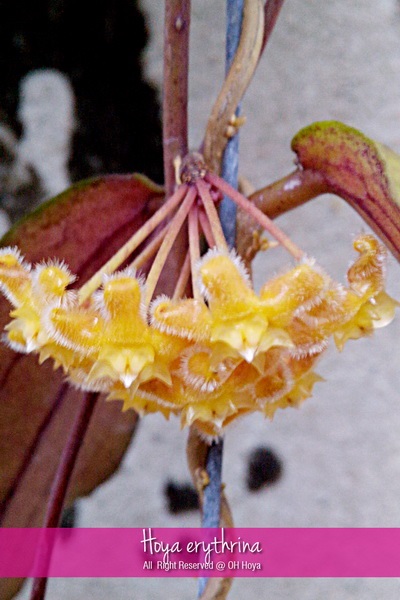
[[0, 233, 396, 438]]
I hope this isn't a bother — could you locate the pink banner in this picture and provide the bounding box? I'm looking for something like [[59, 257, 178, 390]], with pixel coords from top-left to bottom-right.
[[1, 528, 400, 577]]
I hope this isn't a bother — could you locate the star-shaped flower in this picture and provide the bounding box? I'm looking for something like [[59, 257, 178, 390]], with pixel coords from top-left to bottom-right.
[[0, 164, 396, 438]]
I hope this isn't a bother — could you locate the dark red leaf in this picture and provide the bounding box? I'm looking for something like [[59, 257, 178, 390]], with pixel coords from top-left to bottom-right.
[[0, 174, 164, 599]]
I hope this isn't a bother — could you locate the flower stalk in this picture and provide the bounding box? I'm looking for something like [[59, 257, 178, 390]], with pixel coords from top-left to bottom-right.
[[188, 204, 202, 300], [207, 172, 304, 260], [196, 180, 229, 252], [78, 183, 188, 304], [144, 185, 196, 305], [172, 250, 191, 300], [130, 224, 169, 271]]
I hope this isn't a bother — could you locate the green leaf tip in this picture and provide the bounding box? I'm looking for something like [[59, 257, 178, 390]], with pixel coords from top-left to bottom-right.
[[291, 120, 400, 262]]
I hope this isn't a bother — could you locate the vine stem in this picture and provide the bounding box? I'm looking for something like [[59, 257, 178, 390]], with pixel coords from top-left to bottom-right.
[[218, 0, 244, 248], [202, 0, 264, 174], [30, 392, 99, 600], [163, 0, 191, 195], [198, 1, 244, 597]]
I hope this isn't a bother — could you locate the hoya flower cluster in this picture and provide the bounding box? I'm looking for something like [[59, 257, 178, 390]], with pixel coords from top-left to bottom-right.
[[0, 233, 395, 437]]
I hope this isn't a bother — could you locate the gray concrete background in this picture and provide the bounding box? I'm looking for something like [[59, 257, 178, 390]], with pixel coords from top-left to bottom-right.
[[16, 0, 400, 598]]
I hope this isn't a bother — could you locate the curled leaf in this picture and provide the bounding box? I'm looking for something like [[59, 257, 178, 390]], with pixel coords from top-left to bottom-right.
[[292, 121, 400, 261], [0, 174, 163, 599]]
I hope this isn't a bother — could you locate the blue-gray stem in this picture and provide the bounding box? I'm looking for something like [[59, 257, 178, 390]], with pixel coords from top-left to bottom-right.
[[219, 0, 244, 248], [198, 440, 224, 598], [198, 1, 243, 597]]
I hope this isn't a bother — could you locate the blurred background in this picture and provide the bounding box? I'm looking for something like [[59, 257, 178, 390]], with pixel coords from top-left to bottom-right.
[[2, 0, 400, 598]]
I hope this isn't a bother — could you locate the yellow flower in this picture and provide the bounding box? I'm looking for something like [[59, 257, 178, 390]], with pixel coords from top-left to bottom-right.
[[46, 271, 185, 393], [151, 297, 212, 341], [333, 236, 398, 349], [198, 250, 293, 362], [0, 181, 396, 441], [0, 248, 75, 354], [259, 261, 329, 326]]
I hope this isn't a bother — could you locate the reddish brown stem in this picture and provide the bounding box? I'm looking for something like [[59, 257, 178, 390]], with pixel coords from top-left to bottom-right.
[[236, 169, 329, 263], [163, 0, 191, 195], [249, 169, 329, 218], [30, 392, 99, 600]]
